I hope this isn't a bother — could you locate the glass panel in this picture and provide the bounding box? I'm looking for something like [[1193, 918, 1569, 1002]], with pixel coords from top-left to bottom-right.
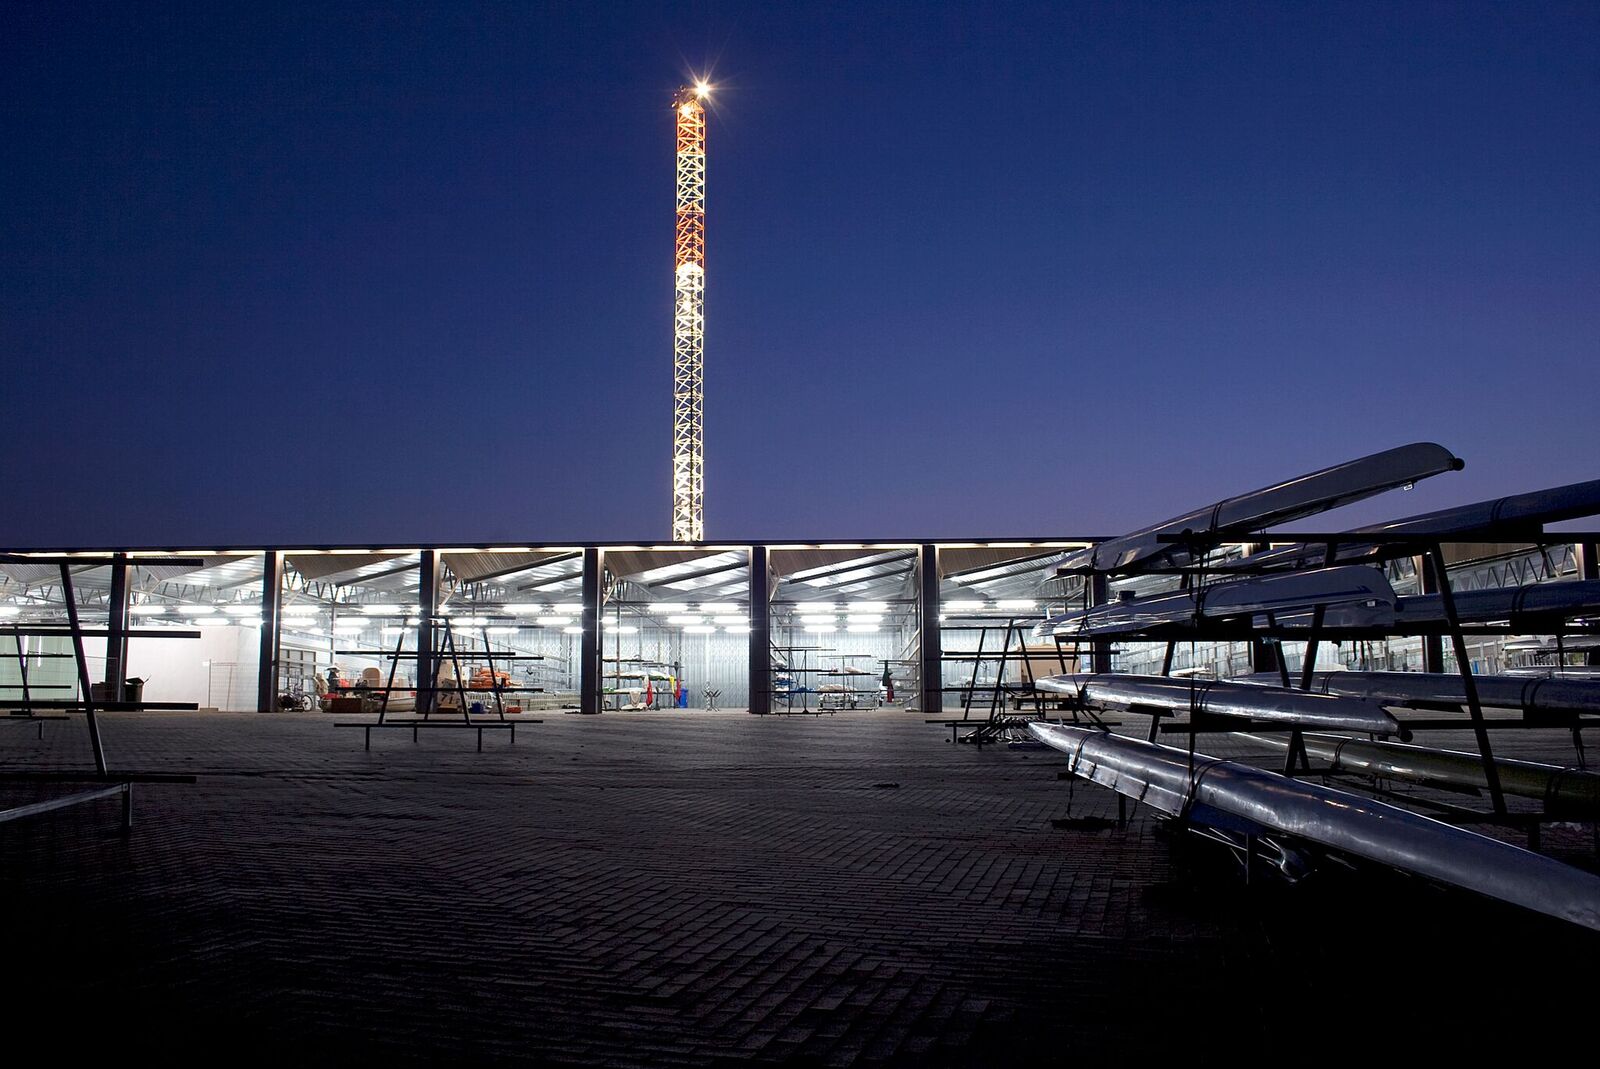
[[125, 553, 263, 710], [769, 547, 918, 713], [602, 548, 750, 711], [0, 558, 111, 706], [936, 547, 1075, 712]]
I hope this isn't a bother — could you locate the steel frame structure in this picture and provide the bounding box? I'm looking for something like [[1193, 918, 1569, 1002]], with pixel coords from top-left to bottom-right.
[[671, 86, 708, 542]]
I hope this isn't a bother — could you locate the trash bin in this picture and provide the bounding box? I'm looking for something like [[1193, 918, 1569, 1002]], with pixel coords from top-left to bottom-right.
[[124, 678, 146, 706], [90, 682, 116, 703]]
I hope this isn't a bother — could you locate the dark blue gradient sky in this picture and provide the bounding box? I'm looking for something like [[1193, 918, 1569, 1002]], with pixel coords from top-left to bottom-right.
[[4, 2, 1597, 547]]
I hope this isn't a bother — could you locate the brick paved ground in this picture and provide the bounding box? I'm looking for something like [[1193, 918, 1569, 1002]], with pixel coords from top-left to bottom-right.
[[2, 710, 1595, 1065]]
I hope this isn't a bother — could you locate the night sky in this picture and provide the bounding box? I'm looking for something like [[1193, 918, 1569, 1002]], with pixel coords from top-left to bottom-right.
[[4, 2, 1597, 548]]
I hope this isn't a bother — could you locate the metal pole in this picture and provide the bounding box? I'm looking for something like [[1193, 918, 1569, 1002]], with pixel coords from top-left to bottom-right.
[[747, 546, 770, 714], [1089, 572, 1112, 673], [104, 553, 129, 702], [919, 544, 942, 713], [1416, 553, 1446, 673], [256, 550, 283, 712], [579, 547, 602, 714], [417, 550, 439, 714]]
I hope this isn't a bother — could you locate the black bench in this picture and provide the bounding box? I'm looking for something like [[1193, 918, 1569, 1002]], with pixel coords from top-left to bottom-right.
[[335, 718, 542, 752]]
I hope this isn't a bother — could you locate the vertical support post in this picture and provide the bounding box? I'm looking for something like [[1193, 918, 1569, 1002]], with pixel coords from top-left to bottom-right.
[[1415, 553, 1446, 673], [256, 550, 283, 712], [1243, 542, 1282, 678], [1582, 544, 1600, 671], [1088, 572, 1112, 673], [579, 546, 602, 714], [918, 544, 942, 714], [747, 546, 770, 715], [1577, 542, 1600, 582], [12, 629, 33, 715], [104, 553, 130, 703], [417, 550, 439, 714]]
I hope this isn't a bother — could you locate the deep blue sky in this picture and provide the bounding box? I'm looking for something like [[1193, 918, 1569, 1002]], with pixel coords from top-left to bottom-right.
[[4, 2, 1597, 547]]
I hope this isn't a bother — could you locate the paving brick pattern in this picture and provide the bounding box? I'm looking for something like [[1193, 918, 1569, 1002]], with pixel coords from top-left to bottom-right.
[[2, 710, 1595, 1065]]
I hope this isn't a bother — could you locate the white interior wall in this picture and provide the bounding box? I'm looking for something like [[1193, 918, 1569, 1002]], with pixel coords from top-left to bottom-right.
[[127, 624, 260, 710]]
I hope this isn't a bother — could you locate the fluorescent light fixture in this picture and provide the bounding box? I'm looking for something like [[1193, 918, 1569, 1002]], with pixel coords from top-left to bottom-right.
[[333, 624, 364, 634], [684, 625, 716, 634], [846, 614, 881, 624], [851, 601, 888, 611], [944, 600, 984, 612], [506, 603, 544, 613], [129, 605, 167, 615], [996, 599, 1036, 610], [563, 626, 583, 635], [724, 624, 751, 634], [177, 606, 213, 615], [847, 624, 880, 633], [610, 625, 638, 634], [485, 626, 518, 636], [282, 606, 319, 617], [454, 616, 489, 626], [189, 616, 227, 626], [713, 615, 745, 625], [651, 602, 689, 613], [699, 602, 739, 613], [361, 604, 401, 615], [804, 624, 837, 634], [799, 614, 835, 625], [554, 603, 583, 613], [223, 605, 260, 616], [538, 616, 572, 627], [0, 606, 16, 617], [667, 615, 702, 625]]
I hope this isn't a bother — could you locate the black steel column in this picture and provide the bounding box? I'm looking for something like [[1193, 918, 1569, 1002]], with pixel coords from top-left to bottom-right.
[[747, 546, 770, 714], [580, 547, 602, 714], [104, 552, 130, 702], [919, 544, 942, 713], [418, 550, 439, 713], [1243, 542, 1280, 676], [1416, 552, 1445, 673], [1088, 571, 1112, 673], [1578, 542, 1600, 582], [1582, 544, 1600, 665], [256, 550, 283, 711]]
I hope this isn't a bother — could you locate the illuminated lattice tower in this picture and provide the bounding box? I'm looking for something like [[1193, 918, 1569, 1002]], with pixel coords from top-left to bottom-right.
[[671, 83, 709, 542]]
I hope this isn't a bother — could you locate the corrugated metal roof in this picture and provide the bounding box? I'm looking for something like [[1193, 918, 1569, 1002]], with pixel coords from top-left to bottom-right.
[[287, 552, 413, 583], [443, 550, 575, 584]]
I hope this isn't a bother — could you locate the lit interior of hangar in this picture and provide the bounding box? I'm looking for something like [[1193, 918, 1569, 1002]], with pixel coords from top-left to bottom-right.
[[2, 539, 1597, 716]]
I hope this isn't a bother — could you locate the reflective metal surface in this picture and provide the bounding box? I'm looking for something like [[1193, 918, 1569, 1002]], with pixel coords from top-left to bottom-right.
[[1394, 579, 1600, 626], [1236, 477, 1600, 572], [1250, 732, 1600, 815], [1030, 722, 1600, 931], [1033, 566, 1396, 640], [1295, 670, 1600, 717], [1035, 673, 1402, 735], [1056, 443, 1461, 577]]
